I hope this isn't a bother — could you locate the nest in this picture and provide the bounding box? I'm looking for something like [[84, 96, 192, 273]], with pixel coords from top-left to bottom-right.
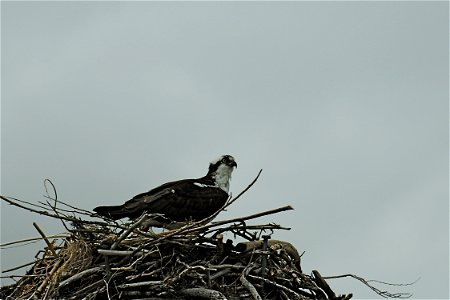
[[1, 213, 352, 300], [1, 174, 412, 299]]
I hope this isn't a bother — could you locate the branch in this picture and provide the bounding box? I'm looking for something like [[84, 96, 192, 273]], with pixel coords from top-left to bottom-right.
[[58, 267, 103, 290], [207, 205, 294, 230], [240, 264, 262, 300], [321, 273, 417, 298], [0, 195, 129, 231], [111, 214, 148, 250], [0, 234, 69, 249], [225, 169, 263, 208], [181, 287, 228, 300], [248, 274, 304, 300], [32, 222, 57, 257]]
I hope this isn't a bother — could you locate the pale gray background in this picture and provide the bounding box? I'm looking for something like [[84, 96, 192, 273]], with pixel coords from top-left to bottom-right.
[[1, 2, 448, 299]]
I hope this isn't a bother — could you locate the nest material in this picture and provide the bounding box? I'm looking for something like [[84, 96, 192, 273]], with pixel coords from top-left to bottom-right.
[[0, 210, 353, 300]]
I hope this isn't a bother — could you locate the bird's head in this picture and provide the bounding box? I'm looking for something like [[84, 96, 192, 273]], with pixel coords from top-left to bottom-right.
[[207, 155, 237, 192]]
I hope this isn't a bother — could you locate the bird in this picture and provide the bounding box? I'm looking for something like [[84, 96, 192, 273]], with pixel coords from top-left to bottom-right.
[[93, 155, 237, 228]]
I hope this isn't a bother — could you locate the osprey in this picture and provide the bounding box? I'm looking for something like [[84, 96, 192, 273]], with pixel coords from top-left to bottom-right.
[[93, 155, 237, 228]]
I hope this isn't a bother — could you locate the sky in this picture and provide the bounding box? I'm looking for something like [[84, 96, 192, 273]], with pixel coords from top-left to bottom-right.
[[1, 2, 449, 299]]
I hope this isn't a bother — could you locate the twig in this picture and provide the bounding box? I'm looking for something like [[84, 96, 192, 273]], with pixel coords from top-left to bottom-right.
[[42, 179, 71, 232], [226, 169, 263, 208], [240, 264, 262, 300], [58, 267, 103, 290], [1, 260, 41, 273], [43, 179, 96, 217], [0, 234, 68, 249], [321, 273, 416, 298], [111, 214, 148, 250], [35, 258, 62, 296], [261, 235, 269, 277], [44, 179, 58, 203], [97, 249, 137, 256], [248, 274, 304, 300], [69, 279, 104, 298], [118, 280, 164, 288], [312, 270, 336, 299], [33, 222, 57, 257], [1, 195, 130, 230], [180, 287, 228, 299], [208, 262, 244, 281], [3, 195, 55, 211], [206, 205, 294, 231]]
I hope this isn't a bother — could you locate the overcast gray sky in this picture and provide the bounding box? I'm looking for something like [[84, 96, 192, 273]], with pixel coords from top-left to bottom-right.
[[1, 2, 448, 299]]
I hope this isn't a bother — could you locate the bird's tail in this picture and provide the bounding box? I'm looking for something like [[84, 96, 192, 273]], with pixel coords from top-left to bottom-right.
[[93, 205, 129, 220]]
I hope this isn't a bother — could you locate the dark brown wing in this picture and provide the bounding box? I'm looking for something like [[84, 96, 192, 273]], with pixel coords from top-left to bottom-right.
[[121, 179, 228, 221]]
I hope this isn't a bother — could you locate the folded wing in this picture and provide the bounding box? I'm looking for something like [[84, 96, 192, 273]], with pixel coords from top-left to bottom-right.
[[94, 179, 229, 222]]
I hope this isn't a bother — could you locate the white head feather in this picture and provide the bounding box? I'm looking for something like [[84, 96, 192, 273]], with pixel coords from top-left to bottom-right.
[[209, 155, 237, 193]]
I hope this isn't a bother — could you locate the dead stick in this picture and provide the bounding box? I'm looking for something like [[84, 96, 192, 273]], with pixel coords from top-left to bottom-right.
[[225, 169, 263, 208], [33, 222, 57, 257], [1, 196, 128, 230], [111, 214, 147, 250], [1, 260, 40, 273], [98, 249, 137, 256], [69, 278, 104, 298], [207, 205, 294, 230], [240, 265, 262, 300], [118, 280, 164, 288], [36, 258, 62, 295], [312, 270, 333, 299], [58, 267, 103, 290], [180, 287, 228, 300], [261, 235, 270, 277], [0, 234, 69, 248], [248, 274, 303, 299]]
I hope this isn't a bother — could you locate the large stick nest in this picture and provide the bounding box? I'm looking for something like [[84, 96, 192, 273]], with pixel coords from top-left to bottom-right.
[[1, 173, 411, 299], [1, 216, 350, 300]]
